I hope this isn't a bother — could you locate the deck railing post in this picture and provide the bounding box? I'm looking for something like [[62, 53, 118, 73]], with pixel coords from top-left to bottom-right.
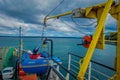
[[50, 60, 53, 79], [88, 62, 92, 80], [56, 65, 60, 80], [66, 53, 71, 80]]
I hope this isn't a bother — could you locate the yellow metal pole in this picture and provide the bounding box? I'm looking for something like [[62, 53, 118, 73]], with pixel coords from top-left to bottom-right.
[[115, 0, 120, 79], [77, 0, 113, 80]]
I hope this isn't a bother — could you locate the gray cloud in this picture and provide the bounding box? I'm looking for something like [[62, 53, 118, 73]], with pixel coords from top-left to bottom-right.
[[0, 0, 117, 37], [0, 0, 58, 24]]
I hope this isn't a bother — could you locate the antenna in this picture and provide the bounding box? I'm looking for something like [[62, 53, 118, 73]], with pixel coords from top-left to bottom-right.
[[19, 26, 22, 58]]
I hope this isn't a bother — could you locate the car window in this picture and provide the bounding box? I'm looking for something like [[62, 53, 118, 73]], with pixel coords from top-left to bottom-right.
[[3, 70, 12, 73]]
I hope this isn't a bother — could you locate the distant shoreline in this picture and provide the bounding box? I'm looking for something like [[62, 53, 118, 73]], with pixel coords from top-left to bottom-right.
[[0, 36, 117, 46], [105, 40, 117, 46], [0, 36, 82, 39]]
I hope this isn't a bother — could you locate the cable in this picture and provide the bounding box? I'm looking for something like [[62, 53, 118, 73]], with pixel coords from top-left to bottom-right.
[[41, 0, 65, 41], [71, 16, 97, 26], [70, 16, 97, 35], [45, 0, 64, 18], [60, 19, 87, 35]]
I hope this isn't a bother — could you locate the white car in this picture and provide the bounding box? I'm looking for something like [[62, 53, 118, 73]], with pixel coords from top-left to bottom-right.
[[2, 67, 15, 79]]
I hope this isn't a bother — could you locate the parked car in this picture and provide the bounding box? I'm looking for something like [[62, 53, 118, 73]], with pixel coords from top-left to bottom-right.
[[2, 67, 15, 79]]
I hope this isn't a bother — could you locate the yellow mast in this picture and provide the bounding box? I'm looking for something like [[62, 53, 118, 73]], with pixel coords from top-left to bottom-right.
[[115, 0, 120, 79], [109, 0, 120, 79]]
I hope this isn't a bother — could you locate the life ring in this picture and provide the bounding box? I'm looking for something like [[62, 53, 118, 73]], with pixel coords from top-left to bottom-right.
[[83, 35, 92, 48]]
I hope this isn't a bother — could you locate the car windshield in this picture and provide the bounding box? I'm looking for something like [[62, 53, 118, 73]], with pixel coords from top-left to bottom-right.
[[3, 70, 11, 73]]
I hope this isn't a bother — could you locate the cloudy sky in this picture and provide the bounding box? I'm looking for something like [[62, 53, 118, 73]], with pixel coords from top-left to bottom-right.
[[0, 0, 118, 37]]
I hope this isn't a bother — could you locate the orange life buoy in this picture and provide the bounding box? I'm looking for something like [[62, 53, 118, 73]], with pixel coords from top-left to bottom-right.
[[83, 35, 92, 48]]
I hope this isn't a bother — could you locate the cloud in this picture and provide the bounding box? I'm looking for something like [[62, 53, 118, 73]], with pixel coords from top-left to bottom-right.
[[47, 19, 76, 32], [106, 14, 117, 25], [105, 14, 117, 32], [0, 13, 22, 28], [60, 0, 107, 13], [45, 18, 96, 36], [0, 25, 18, 36], [0, 0, 60, 24], [0, 13, 43, 36], [0, 0, 118, 37]]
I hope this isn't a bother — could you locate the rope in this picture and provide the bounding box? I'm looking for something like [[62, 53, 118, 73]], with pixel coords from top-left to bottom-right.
[[41, 0, 65, 41]]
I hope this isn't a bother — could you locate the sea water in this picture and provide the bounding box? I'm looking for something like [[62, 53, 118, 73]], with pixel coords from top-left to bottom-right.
[[0, 36, 116, 80]]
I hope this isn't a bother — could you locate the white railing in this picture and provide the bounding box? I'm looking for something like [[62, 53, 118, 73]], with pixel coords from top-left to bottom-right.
[[67, 52, 115, 80]]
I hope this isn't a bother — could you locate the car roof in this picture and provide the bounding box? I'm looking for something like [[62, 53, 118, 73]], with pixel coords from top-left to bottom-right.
[[3, 67, 13, 70]]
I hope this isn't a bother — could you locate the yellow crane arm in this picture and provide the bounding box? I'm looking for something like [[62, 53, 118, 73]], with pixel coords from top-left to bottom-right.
[[44, 1, 115, 22]]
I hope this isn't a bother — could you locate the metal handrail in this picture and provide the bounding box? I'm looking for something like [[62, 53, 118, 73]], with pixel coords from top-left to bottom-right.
[[71, 63, 79, 70], [91, 68, 111, 78], [51, 66, 66, 80], [68, 52, 115, 71], [86, 72, 98, 80], [71, 59, 79, 64], [68, 52, 115, 80], [52, 59, 77, 79], [71, 68, 78, 75]]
